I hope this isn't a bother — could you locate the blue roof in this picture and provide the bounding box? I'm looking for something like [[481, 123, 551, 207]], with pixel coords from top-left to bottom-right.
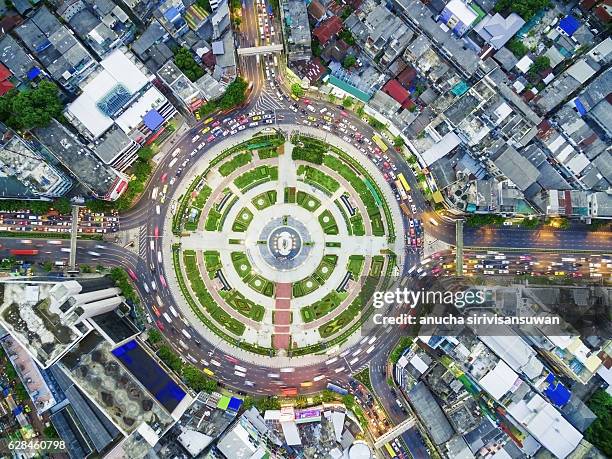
[[228, 397, 243, 412], [164, 6, 181, 22], [543, 373, 571, 407], [574, 98, 587, 116], [559, 15, 580, 36], [27, 67, 41, 80], [143, 109, 164, 131]]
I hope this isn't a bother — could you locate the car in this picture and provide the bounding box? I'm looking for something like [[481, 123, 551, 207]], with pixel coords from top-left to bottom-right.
[[411, 205, 417, 213], [211, 120, 221, 127], [155, 205, 161, 215], [161, 173, 168, 183], [151, 280, 157, 291], [201, 126, 211, 134], [191, 134, 200, 143], [169, 177, 176, 185], [154, 226, 159, 238], [159, 274, 168, 288], [207, 134, 215, 142], [503, 221, 513, 226], [152, 305, 161, 317], [252, 115, 261, 121], [143, 283, 150, 294], [156, 320, 165, 331]]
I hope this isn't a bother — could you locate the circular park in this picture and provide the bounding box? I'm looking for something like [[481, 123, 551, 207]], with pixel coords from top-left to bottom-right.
[[167, 130, 404, 359]]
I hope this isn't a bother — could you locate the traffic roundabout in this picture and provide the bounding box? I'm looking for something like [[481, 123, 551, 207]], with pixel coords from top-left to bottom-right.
[[161, 128, 405, 368]]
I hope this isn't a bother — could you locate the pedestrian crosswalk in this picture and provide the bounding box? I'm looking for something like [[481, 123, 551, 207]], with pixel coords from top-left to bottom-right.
[[253, 89, 284, 112], [138, 226, 148, 259]]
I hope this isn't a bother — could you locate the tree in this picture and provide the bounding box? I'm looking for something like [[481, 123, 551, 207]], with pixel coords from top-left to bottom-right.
[[338, 29, 355, 45], [342, 55, 356, 69], [291, 83, 304, 97], [80, 264, 92, 273], [137, 147, 155, 161], [182, 365, 217, 392], [196, 0, 212, 12], [494, 0, 550, 20], [42, 261, 53, 272], [393, 136, 405, 148], [52, 197, 72, 215], [158, 345, 184, 373], [529, 55, 551, 75], [312, 38, 322, 57], [43, 425, 59, 439], [585, 390, 612, 457], [367, 116, 385, 129], [0, 80, 63, 130], [173, 47, 204, 82], [147, 328, 163, 345], [342, 96, 354, 108], [507, 38, 528, 58]]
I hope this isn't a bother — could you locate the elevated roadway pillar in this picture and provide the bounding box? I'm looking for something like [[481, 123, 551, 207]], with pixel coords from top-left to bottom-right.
[[455, 220, 463, 275], [69, 206, 79, 270]]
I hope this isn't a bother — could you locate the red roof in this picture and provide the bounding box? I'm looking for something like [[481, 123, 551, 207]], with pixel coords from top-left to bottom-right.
[[0, 64, 14, 96], [382, 79, 410, 105], [0, 64, 11, 81], [397, 66, 417, 87], [594, 4, 611, 22], [313, 16, 343, 45]]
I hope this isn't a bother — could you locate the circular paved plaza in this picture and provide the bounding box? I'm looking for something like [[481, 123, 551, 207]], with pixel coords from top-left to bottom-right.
[[167, 131, 403, 358]]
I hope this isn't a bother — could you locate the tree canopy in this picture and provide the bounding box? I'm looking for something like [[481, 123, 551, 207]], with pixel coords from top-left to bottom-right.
[[586, 390, 612, 457], [291, 83, 304, 97], [494, 0, 550, 20], [198, 77, 249, 115], [0, 80, 63, 130], [507, 38, 528, 58], [342, 55, 356, 69], [174, 47, 204, 82]]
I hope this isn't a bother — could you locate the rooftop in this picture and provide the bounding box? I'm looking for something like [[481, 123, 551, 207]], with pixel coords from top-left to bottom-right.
[[408, 382, 454, 445], [0, 280, 92, 368], [33, 119, 128, 200], [58, 332, 176, 437]]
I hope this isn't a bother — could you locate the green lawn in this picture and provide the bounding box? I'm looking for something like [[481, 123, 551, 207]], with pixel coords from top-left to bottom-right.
[[297, 165, 340, 194], [252, 190, 277, 210], [218, 152, 252, 176], [234, 166, 278, 190], [318, 209, 339, 235], [351, 214, 365, 236], [293, 255, 338, 298], [205, 208, 222, 231], [193, 185, 212, 209], [231, 252, 252, 278], [347, 255, 365, 278], [231, 207, 254, 232], [301, 290, 347, 323], [182, 251, 245, 336], [370, 256, 385, 277], [203, 250, 222, 278], [221, 290, 266, 321], [257, 147, 279, 159], [296, 191, 321, 212], [319, 297, 361, 338]]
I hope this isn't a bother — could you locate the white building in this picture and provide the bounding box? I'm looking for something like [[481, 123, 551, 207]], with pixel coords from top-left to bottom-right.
[[64, 49, 177, 171]]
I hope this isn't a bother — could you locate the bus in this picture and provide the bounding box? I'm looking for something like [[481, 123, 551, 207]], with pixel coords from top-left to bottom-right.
[[326, 383, 348, 395], [372, 134, 388, 152], [394, 180, 407, 200], [397, 173, 411, 193], [384, 443, 398, 458], [10, 249, 39, 256]]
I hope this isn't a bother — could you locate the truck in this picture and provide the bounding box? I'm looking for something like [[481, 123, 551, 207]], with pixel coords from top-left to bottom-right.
[[400, 203, 411, 216]]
